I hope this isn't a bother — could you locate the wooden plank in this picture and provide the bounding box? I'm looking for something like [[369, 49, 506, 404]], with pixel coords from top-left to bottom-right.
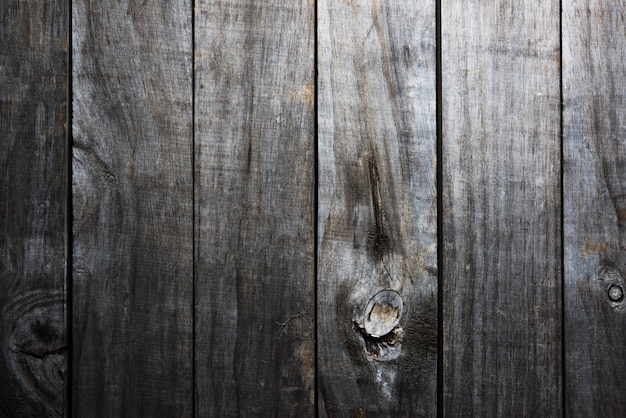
[[441, 1, 562, 415], [317, 0, 437, 415], [194, 0, 315, 416], [72, 1, 193, 415], [0, 1, 68, 416], [563, 1, 626, 415]]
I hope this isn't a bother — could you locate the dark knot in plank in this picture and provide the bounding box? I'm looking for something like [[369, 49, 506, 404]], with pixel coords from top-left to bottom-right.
[[1, 289, 65, 416]]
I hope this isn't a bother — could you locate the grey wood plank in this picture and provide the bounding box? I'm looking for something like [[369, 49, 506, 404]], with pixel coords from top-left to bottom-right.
[[563, 1, 626, 416], [0, 1, 68, 416], [72, 1, 193, 415], [317, 0, 437, 415], [194, 0, 315, 416], [441, 1, 562, 415]]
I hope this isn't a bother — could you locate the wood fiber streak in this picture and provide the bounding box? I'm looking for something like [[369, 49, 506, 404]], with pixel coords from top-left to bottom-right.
[[72, 1, 193, 415], [441, 1, 562, 415], [317, 0, 437, 415], [194, 0, 315, 416], [563, 1, 626, 415], [0, 1, 68, 416]]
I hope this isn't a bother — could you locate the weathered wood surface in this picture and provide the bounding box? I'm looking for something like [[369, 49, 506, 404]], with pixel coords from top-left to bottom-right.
[[0, 1, 68, 416], [563, 1, 626, 416], [72, 1, 193, 415], [441, 1, 562, 415], [194, 0, 315, 416], [4, 2, 626, 416], [317, 0, 437, 415]]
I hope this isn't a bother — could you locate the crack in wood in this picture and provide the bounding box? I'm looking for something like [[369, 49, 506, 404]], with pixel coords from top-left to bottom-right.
[[354, 321, 403, 361], [367, 155, 390, 260], [12, 347, 67, 361], [73, 139, 118, 187]]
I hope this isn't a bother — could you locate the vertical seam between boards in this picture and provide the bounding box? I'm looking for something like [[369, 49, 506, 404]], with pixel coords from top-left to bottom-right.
[[66, 0, 73, 415], [313, 0, 320, 416], [436, 0, 443, 416], [559, 0, 566, 415], [191, 0, 197, 415]]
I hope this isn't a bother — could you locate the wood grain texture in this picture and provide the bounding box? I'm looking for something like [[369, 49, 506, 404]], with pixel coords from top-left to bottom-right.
[[441, 1, 562, 415], [317, 0, 437, 415], [563, 1, 626, 415], [0, 1, 68, 416], [194, 0, 315, 416], [72, 1, 193, 415]]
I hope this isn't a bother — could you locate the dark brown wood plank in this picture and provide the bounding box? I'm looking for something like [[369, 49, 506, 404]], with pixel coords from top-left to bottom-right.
[[563, 1, 626, 415], [441, 1, 562, 415], [0, 1, 68, 416], [72, 1, 193, 415], [317, 0, 437, 415], [194, 0, 315, 416]]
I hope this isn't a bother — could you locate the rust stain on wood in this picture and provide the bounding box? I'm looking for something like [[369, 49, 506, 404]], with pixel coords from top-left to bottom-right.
[[299, 84, 315, 104], [551, 54, 566, 68], [583, 236, 611, 259]]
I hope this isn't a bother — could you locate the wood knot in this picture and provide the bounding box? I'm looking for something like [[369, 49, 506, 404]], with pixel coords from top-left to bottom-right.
[[363, 290, 403, 337], [355, 290, 404, 361], [599, 265, 625, 308], [1, 290, 65, 415], [608, 284, 624, 302]]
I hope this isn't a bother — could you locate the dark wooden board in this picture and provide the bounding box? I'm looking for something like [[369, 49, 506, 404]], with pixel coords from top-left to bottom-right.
[[0, 1, 68, 416], [72, 1, 193, 415], [194, 0, 315, 416], [317, 0, 438, 415], [441, 1, 562, 415], [563, 1, 626, 416]]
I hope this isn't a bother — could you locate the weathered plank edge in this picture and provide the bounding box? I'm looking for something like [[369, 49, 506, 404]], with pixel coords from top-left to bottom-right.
[[194, 0, 316, 415], [0, 0, 69, 416], [71, 1, 193, 414], [317, 0, 438, 414], [562, 1, 626, 415], [441, 0, 562, 414]]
